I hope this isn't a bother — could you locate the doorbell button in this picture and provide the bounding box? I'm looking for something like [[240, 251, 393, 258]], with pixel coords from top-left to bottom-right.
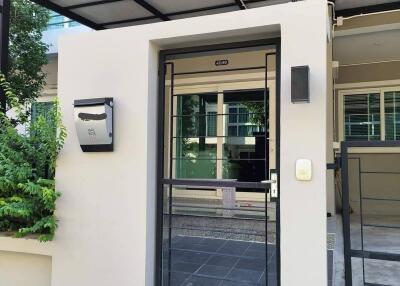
[[296, 159, 312, 181]]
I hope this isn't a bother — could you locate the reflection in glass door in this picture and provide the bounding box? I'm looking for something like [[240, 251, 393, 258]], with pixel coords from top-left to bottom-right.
[[158, 43, 279, 286]]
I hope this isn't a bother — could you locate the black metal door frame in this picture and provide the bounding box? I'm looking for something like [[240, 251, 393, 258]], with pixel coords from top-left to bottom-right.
[[156, 38, 281, 286], [341, 140, 400, 286]]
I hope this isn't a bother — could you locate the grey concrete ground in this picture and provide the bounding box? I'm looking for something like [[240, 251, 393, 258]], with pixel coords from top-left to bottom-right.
[[332, 214, 400, 286], [166, 198, 276, 243], [350, 215, 400, 254], [330, 215, 345, 286]]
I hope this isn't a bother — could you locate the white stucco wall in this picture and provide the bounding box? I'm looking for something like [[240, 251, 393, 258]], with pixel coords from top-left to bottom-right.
[[0, 251, 51, 286], [42, 25, 92, 55], [55, 1, 328, 286], [0, 236, 53, 286]]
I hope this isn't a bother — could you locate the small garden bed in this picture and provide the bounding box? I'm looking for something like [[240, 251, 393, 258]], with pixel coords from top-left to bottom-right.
[[0, 75, 66, 242]]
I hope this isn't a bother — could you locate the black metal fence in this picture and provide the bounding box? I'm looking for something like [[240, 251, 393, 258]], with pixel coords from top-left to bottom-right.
[[341, 141, 400, 286]]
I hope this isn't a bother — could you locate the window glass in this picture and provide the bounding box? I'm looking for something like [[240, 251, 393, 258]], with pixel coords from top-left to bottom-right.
[[226, 103, 265, 137], [175, 93, 217, 116], [228, 126, 237, 136], [222, 91, 266, 182], [228, 107, 237, 123], [48, 12, 64, 27], [173, 90, 267, 181], [47, 12, 80, 30], [238, 107, 248, 123], [385, 91, 400, 141], [68, 21, 81, 28], [207, 112, 217, 137], [175, 94, 217, 179], [175, 94, 217, 138], [174, 140, 217, 179], [344, 93, 380, 141], [31, 101, 54, 123]]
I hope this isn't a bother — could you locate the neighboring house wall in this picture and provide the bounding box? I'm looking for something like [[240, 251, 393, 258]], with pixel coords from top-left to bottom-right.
[[337, 85, 400, 215], [55, 1, 329, 286], [334, 10, 400, 35], [39, 14, 92, 103], [42, 57, 58, 99], [327, 31, 335, 216], [334, 14, 400, 215], [348, 153, 400, 215], [337, 61, 400, 84]]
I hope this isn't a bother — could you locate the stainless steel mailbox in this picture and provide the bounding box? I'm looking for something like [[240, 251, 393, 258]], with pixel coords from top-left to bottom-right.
[[74, 98, 113, 152]]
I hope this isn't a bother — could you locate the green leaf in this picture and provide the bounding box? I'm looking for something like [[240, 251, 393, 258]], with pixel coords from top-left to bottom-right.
[[0, 2, 63, 242]]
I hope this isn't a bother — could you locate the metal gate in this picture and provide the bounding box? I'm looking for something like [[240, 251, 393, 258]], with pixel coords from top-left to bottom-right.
[[341, 141, 400, 286], [156, 39, 281, 286]]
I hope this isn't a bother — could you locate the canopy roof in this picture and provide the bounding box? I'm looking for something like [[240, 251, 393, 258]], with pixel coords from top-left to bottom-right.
[[29, 0, 400, 30]]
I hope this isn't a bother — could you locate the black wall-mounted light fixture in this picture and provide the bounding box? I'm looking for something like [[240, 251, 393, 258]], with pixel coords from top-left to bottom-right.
[[291, 66, 310, 103]]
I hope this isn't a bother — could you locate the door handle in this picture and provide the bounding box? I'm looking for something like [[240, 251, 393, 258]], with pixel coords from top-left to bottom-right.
[[270, 173, 278, 198], [261, 173, 278, 198], [261, 180, 276, 184]]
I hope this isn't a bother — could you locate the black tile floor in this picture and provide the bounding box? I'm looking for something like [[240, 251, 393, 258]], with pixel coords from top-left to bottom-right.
[[163, 236, 334, 286], [163, 236, 277, 286]]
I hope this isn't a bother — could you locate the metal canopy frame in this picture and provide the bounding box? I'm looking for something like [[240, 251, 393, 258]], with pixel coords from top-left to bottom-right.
[[29, 0, 105, 30], [28, 0, 285, 30], [24, 0, 400, 31]]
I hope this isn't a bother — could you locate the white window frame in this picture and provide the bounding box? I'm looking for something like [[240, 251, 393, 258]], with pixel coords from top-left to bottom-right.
[[338, 86, 400, 142]]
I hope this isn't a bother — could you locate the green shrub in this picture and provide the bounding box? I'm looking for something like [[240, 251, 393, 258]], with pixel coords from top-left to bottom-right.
[[0, 74, 66, 241]]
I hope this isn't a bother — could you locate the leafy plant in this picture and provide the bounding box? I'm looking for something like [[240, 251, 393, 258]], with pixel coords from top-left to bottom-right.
[[7, 0, 50, 117], [0, 74, 65, 242]]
